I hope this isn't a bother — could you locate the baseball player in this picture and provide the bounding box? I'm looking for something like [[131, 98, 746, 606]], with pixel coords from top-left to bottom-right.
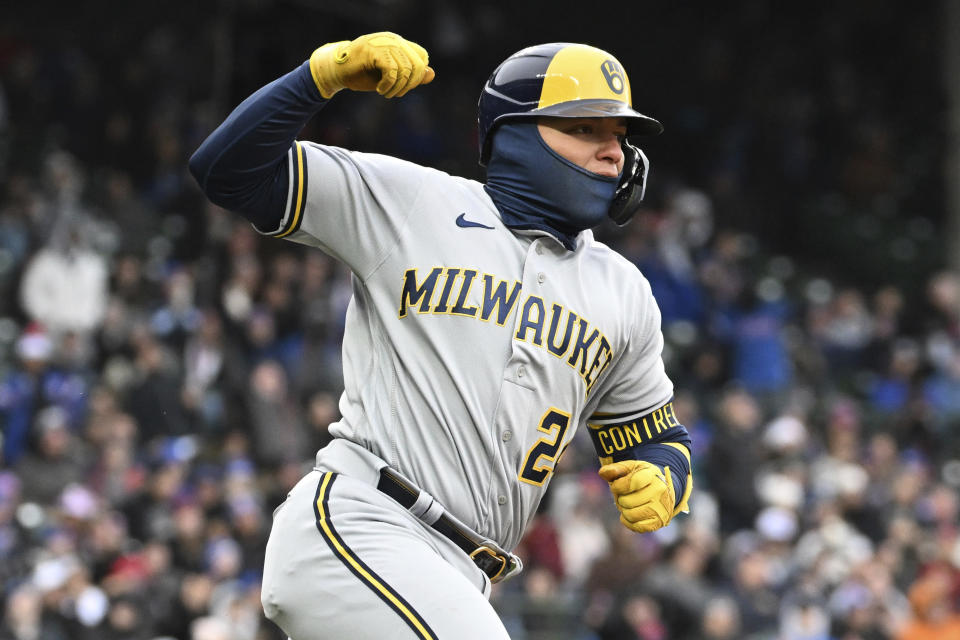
[[189, 32, 692, 639]]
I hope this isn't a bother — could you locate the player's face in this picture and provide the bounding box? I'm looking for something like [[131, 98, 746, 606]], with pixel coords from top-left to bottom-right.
[[537, 117, 626, 178]]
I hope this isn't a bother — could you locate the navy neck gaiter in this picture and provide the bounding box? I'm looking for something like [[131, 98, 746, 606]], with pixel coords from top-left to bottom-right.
[[484, 122, 618, 250]]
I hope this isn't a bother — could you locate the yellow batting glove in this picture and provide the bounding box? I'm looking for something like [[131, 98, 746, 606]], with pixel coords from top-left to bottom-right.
[[598, 460, 677, 533], [309, 32, 435, 99]]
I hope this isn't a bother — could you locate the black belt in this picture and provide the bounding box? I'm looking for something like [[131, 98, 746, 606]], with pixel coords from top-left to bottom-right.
[[376, 468, 520, 583]]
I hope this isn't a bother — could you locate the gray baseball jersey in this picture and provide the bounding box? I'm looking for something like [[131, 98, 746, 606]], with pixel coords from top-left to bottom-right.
[[258, 139, 677, 640], [270, 141, 673, 550]]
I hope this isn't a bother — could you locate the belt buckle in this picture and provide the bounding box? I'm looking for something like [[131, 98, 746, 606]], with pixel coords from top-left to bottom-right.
[[469, 545, 522, 584], [470, 546, 507, 582]]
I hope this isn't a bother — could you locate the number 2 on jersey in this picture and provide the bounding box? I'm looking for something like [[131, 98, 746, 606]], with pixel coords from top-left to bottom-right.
[[519, 408, 571, 486]]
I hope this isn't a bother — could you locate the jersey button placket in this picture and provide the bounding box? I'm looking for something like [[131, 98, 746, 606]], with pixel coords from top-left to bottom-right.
[[497, 495, 507, 506], [504, 241, 541, 389]]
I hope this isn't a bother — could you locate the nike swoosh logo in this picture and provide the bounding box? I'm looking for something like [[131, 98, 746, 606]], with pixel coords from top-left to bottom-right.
[[456, 213, 494, 230]]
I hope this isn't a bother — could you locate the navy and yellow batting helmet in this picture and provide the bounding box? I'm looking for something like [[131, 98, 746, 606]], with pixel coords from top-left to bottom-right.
[[478, 43, 663, 225], [477, 42, 662, 166]]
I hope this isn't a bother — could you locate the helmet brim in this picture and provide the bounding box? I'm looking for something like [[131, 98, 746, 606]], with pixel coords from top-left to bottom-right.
[[479, 98, 663, 165], [511, 99, 663, 136]]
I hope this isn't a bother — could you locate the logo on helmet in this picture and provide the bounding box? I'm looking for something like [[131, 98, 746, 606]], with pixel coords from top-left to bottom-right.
[[600, 60, 625, 95]]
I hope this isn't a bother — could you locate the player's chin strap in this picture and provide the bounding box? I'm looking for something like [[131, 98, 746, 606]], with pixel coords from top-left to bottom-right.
[[376, 467, 523, 584], [608, 140, 649, 226]]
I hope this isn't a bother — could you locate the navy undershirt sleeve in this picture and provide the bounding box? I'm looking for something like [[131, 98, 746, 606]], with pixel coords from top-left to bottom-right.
[[188, 61, 326, 229]]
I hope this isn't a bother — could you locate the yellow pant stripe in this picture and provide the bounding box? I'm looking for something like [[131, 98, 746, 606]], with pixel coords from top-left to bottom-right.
[[314, 473, 437, 640]]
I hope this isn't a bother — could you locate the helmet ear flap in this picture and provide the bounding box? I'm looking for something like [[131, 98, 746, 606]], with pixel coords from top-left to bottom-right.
[[608, 141, 649, 226]]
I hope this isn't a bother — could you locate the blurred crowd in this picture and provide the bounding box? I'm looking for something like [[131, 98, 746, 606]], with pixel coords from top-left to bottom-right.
[[0, 2, 958, 640]]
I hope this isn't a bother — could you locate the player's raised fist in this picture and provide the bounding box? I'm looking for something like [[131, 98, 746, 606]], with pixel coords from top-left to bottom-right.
[[309, 32, 435, 99]]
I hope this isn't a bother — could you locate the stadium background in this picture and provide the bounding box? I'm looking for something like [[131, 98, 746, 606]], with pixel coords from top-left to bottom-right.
[[0, 1, 958, 639]]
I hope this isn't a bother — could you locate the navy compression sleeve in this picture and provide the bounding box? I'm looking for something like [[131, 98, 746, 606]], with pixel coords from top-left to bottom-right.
[[188, 61, 326, 229], [587, 401, 692, 508]]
